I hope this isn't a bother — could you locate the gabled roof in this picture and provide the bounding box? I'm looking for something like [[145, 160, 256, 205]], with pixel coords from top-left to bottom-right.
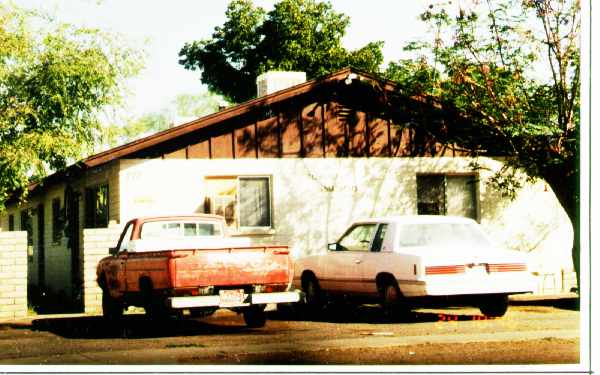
[[17, 67, 397, 199], [82, 67, 396, 169]]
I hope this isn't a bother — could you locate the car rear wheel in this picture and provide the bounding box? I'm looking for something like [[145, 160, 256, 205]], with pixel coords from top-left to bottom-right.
[[102, 289, 123, 321], [243, 305, 266, 328], [478, 294, 509, 317], [381, 283, 411, 322]]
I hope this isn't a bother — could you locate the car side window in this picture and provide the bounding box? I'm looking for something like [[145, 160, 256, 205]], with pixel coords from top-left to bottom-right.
[[371, 224, 388, 252], [117, 222, 134, 252], [338, 224, 377, 252]]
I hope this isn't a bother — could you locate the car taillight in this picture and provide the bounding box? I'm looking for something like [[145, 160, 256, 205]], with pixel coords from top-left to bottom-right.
[[486, 263, 527, 272], [425, 265, 466, 275]]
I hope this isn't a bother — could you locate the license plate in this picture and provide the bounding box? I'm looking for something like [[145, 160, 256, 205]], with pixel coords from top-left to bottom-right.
[[219, 289, 246, 307]]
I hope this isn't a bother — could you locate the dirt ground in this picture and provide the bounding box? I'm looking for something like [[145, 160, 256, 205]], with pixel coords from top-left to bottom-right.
[[0, 297, 583, 366]]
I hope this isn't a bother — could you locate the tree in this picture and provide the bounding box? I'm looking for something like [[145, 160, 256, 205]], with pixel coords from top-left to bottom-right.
[[98, 91, 227, 149], [386, 0, 580, 285], [179, 0, 384, 103], [0, 4, 142, 209]]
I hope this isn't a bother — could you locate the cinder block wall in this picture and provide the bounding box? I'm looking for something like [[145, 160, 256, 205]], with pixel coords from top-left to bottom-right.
[[0, 231, 28, 321], [82, 225, 123, 314]]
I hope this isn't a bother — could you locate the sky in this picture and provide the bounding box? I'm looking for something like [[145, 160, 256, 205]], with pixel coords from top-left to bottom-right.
[[12, 0, 431, 119]]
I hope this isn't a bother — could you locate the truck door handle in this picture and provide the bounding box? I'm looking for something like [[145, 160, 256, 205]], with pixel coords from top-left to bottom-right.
[[354, 259, 362, 264]]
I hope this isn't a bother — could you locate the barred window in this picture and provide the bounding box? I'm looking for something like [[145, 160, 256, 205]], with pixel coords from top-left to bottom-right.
[[417, 174, 478, 220]]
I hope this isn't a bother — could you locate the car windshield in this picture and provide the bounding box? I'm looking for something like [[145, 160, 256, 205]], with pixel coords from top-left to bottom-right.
[[140, 220, 222, 239], [396, 222, 491, 248]]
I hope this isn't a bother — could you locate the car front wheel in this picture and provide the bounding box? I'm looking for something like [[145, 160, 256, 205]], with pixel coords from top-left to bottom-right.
[[303, 276, 324, 312]]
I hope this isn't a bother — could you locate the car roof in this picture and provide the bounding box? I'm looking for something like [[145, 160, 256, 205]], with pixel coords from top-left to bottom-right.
[[354, 215, 477, 225]]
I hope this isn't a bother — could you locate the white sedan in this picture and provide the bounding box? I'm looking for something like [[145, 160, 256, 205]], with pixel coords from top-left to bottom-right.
[[293, 216, 536, 318]]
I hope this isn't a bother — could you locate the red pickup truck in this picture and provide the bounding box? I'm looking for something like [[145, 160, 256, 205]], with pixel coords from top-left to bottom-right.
[[96, 214, 301, 327]]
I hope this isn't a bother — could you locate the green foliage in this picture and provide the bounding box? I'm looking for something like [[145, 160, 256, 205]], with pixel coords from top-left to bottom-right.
[[386, 0, 579, 212], [99, 91, 227, 149], [179, 0, 384, 103], [0, 3, 142, 209], [387, 0, 580, 283]]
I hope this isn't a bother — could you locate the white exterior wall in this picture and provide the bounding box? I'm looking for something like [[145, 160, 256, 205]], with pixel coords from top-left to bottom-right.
[[119, 157, 575, 293]]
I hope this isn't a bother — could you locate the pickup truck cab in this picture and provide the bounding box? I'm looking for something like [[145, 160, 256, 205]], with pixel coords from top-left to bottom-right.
[[97, 214, 301, 327], [293, 215, 536, 319]]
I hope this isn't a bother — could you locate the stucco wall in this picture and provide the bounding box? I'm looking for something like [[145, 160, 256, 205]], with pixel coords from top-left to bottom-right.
[[118, 157, 575, 293], [0, 231, 28, 321]]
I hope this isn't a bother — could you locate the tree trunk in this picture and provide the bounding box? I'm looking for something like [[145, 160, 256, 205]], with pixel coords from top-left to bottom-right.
[[543, 171, 580, 293]]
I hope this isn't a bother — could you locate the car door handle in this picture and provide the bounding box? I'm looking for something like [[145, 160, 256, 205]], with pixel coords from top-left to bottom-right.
[[354, 259, 362, 264]]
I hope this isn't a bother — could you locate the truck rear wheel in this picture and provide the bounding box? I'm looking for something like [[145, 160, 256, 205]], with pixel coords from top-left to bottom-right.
[[243, 305, 266, 328], [478, 294, 509, 317], [102, 289, 123, 321]]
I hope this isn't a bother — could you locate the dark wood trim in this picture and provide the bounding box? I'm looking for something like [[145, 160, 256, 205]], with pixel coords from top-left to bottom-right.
[[387, 119, 392, 157], [321, 104, 326, 157], [365, 112, 371, 158], [253, 120, 259, 158], [208, 138, 213, 159], [298, 106, 305, 157], [276, 111, 282, 158], [231, 130, 236, 159]]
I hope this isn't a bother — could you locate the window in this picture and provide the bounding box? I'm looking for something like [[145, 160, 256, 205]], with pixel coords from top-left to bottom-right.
[[205, 176, 273, 230], [140, 220, 223, 240], [8, 214, 14, 231], [417, 174, 477, 220], [239, 177, 271, 228], [20, 209, 33, 246], [85, 184, 109, 228], [117, 222, 133, 252], [371, 224, 388, 252], [338, 224, 377, 252], [52, 198, 64, 244]]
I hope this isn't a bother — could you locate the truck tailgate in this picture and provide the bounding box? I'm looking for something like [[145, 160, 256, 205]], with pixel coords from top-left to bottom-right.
[[169, 246, 292, 288]]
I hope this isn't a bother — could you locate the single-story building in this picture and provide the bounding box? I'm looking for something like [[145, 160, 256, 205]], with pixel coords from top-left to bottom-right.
[[0, 68, 576, 313]]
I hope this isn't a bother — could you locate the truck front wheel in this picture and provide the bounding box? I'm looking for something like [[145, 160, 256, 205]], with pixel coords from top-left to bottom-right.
[[243, 305, 266, 328], [102, 289, 123, 321]]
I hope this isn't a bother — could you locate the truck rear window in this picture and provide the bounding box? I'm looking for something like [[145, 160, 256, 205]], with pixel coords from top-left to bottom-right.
[[140, 220, 223, 239]]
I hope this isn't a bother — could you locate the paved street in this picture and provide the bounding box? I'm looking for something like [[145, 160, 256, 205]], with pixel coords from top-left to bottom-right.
[[0, 297, 580, 366]]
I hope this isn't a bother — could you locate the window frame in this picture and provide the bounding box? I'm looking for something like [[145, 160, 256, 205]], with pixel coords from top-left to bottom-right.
[[205, 175, 274, 233], [416, 173, 479, 221], [84, 183, 109, 229], [236, 175, 273, 232]]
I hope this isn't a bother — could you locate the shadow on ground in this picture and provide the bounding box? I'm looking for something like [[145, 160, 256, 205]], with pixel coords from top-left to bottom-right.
[[269, 303, 490, 325], [509, 297, 579, 311], [29, 314, 265, 340]]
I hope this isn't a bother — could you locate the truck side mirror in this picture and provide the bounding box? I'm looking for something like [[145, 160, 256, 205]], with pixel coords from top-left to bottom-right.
[[109, 247, 118, 256], [327, 243, 339, 251]]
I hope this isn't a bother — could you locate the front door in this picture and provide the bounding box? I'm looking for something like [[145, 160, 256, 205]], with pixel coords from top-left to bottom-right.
[[321, 223, 377, 295]]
